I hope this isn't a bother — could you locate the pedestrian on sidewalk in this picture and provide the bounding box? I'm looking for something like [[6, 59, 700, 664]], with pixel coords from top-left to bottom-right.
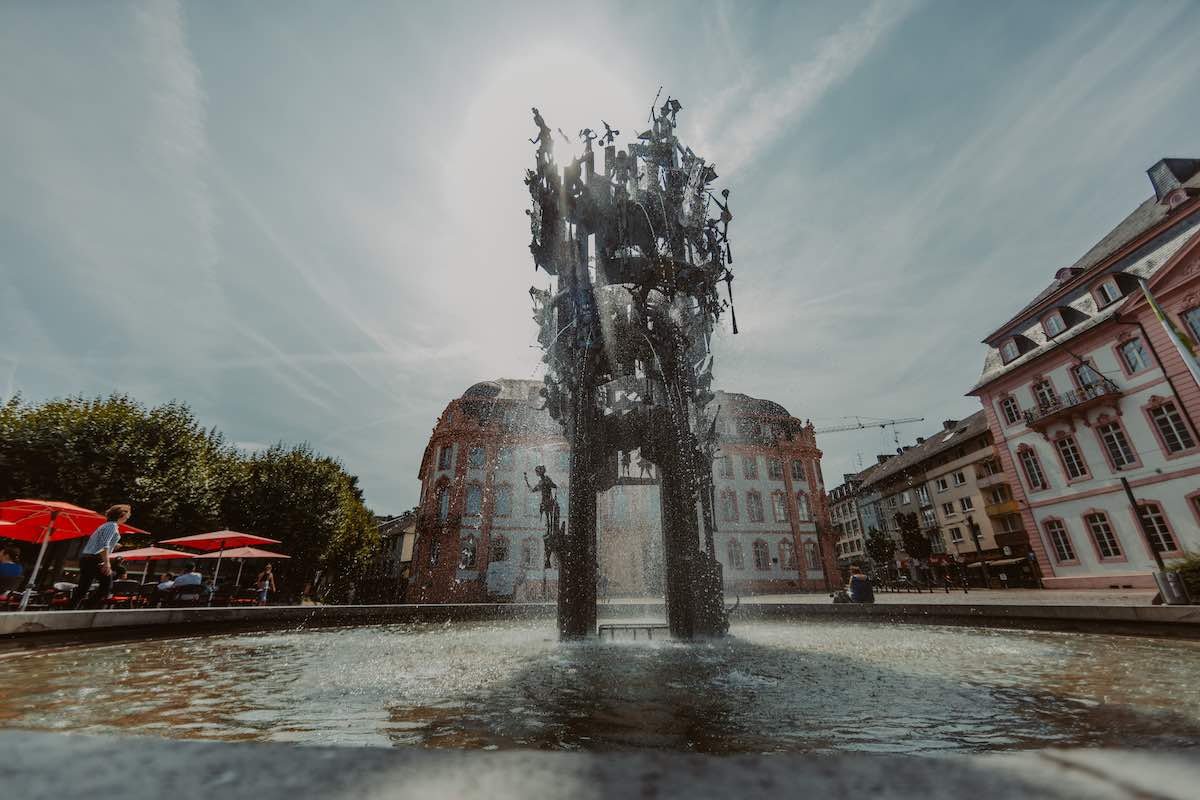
[[71, 504, 130, 609]]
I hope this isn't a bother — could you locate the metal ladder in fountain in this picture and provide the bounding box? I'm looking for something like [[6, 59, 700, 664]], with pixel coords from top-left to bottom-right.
[[596, 622, 671, 640]]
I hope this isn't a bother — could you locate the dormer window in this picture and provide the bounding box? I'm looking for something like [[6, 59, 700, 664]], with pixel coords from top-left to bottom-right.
[[1043, 312, 1065, 338], [1000, 340, 1019, 363], [1095, 277, 1122, 307]]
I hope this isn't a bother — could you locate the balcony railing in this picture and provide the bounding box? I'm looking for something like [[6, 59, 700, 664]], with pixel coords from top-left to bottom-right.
[[1023, 379, 1122, 430], [984, 499, 1019, 517], [975, 471, 1009, 490]]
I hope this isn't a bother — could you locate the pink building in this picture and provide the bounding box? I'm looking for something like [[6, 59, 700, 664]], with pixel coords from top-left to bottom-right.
[[970, 158, 1200, 589]]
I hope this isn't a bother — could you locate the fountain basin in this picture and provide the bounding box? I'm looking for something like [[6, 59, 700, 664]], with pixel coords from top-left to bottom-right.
[[2, 619, 1198, 754]]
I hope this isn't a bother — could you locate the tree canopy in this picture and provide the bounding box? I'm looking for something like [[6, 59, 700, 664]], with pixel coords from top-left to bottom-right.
[[0, 394, 379, 597]]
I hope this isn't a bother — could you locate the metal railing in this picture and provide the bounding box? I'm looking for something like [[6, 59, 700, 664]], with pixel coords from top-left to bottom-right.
[[1023, 378, 1121, 426]]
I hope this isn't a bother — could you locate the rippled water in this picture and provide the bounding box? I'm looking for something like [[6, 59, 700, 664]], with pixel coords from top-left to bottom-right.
[[1, 620, 1199, 753]]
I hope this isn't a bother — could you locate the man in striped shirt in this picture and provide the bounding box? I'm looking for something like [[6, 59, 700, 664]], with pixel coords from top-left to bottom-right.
[[71, 504, 131, 609]]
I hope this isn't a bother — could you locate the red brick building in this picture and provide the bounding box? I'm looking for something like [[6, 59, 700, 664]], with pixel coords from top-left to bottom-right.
[[407, 380, 836, 603]]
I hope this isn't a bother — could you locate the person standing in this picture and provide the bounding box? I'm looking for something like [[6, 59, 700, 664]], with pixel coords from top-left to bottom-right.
[[256, 563, 276, 606], [71, 504, 130, 609]]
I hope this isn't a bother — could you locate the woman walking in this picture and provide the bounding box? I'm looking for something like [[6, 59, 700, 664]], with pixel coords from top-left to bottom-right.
[[72, 505, 130, 609]]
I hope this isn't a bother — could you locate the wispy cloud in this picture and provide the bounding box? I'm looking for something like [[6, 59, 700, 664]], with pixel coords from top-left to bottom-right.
[[698, 0, 920, 175]]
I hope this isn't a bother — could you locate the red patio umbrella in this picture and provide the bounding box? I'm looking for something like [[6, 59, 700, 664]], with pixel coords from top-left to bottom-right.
[[0, 499, 146, 611], [159, 530, 281, 604], [113, 546, 196, 580], [196, 546, 290, 588]]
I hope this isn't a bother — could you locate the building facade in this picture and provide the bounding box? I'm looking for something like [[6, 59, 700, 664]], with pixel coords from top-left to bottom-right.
[[970, 158, 1200, 589], [830, 474, 866, 568], [858, 413, 1038, 587], [408, 381, 837, 603]]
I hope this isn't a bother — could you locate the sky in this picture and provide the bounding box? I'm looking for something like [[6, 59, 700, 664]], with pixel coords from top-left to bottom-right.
[[3, 0, 1200, 513]]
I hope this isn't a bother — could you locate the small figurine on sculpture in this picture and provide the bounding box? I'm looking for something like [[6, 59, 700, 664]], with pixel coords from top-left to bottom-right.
[[529, 107, 553, 160], [600, 120, 620, 146], [525, 466, 563, 563], [637, 455, 656, 480]]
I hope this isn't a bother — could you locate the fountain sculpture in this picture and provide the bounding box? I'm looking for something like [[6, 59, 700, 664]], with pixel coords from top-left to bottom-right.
[[525, 93, 738, 639]]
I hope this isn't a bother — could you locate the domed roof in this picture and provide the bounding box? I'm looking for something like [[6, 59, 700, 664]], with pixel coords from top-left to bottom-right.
[[462, 381, 502, 399]]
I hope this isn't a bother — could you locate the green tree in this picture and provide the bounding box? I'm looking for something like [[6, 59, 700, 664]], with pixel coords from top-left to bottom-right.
[[0, 394, 379, 598], [0, 394, 228, 538], [897, 512, 932, 561], [864, 527, 896, 566]]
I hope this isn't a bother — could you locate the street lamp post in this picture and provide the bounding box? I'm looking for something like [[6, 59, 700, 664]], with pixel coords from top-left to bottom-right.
[[966, 514, 990, 589]]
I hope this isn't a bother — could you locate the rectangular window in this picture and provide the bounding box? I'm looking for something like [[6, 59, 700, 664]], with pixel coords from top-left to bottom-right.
[[495, 485, 512, 516], [916, 486, 930, 505], [742, 456, 758, 480], [953, 471, 966, 486], [1044, 314, 1065, 337], [1019, 449, 1047, 490], [900, 491, 911, 505], [437, 446, 453, 471], [1183, 307, 1200, 344], [803, 542, 818, 571], [767, 458, 784, 480], [1001, 340, 1019, 362], [1000, 397, 1021, 425], [468, 446, 486, 469], [930, 531, 945, 553], [791, 459, 806, 481], [949, 526, 963, 543], [1137, 503, 1179, 553], [959, 496, 974, 512], [1097, 422, 1136, 468], [1055, 435, 1088, 479], [721, 492, 738, 522], [719, 456, 734, 479], [1119, 340, 1152, 373], [1074, 363, 1103, 388], [935, 478, 949, 492], [922, 508, 936, 527], [1045, 519, 1076, 562], [1149, 403, 1196, 453], [497, 447, 515, 470], [1085, 513, 1121, 559], [747, 492, 765, 522], [1033, 380, 1056, 409], [772, 493, 787, 522], [1097, 278, 1121, 306], [465, 485, 483, 516], [941, 502, 954, 516]]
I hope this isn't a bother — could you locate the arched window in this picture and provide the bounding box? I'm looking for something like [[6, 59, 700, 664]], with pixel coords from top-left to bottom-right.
[[796, 492, 811, 521], [779, 539, 797, 569], [437, 486, 450, 521], [465, 484, 483, 516], [459, 534, 477, 569], [521, 538, 539, 568], [746, 491, 764, 522], [752, 540, 771, 570], [720, 489, 739, 522], [725, 538, 744, 569], [494, 484, 512, 516], [490, 535, 509, 562]]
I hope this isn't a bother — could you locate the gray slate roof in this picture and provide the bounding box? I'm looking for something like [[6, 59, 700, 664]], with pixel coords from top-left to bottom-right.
[[860, 410, 988, 491]]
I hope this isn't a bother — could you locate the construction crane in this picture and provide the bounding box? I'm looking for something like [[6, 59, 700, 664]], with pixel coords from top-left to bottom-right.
[[812, 416, 925, 448]]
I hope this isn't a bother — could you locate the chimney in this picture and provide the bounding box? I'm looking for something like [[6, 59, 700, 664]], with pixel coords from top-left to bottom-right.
[[1148, 158, 1200, 203], [915, 437, 925, 445], [942, 419, 958, 431]]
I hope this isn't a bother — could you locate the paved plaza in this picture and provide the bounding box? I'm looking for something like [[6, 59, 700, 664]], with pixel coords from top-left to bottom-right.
[[728, 588, 1160, 606]]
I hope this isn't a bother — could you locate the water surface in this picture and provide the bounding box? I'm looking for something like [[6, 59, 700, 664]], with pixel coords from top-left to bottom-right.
[[2, 620, 1198, 753]]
